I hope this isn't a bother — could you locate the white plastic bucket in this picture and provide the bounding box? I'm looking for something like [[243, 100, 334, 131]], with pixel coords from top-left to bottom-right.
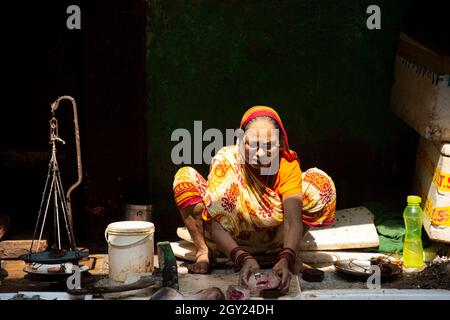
[[105, 221, 155, 282]]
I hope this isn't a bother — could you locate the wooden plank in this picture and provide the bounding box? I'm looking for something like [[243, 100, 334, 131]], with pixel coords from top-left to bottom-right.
[[176, 227, 192, 244], [300, 207, 379, 250], [0, 240, 48, 259], [170, 240, 196, 262], [84, 254, 109, 276]]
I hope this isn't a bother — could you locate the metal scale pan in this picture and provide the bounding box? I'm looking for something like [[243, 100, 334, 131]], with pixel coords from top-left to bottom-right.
[[20, 249, 89, 265], [20, 96, 89, 273], [23, 262, 91, 281]]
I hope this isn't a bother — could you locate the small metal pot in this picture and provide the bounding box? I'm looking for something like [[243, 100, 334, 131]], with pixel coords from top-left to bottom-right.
[[124, 204, 153, 222]]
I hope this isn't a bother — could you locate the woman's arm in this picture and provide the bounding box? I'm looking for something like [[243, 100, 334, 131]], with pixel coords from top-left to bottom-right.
[[211, 220, 260, 287], [282, 192, 303, 251], [272, 192, 303, 294], [210, 219, 240, 257]]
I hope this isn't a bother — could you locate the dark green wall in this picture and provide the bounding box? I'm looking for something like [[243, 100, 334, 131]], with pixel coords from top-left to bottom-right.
[[145, 0, 420, 241]]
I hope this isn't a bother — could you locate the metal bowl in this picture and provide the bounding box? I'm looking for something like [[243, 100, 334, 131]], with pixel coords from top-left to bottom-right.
[[334, 259, 401, 279]]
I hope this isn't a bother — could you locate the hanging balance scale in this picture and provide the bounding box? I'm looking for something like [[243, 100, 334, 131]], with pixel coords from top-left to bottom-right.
[[20, 96, 89, 278]]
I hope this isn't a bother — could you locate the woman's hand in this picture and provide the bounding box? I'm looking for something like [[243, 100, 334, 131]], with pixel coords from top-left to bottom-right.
[[272, 258, 292, 294], [239, 258, 260, 288]]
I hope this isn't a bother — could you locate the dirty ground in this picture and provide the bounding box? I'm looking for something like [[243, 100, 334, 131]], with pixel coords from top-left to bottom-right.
[[382, 261, 450, 290], [300, 259, 450, 292]]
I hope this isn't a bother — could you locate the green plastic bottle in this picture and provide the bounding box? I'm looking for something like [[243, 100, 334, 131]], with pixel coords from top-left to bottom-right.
[[402, 195, 424, 269]]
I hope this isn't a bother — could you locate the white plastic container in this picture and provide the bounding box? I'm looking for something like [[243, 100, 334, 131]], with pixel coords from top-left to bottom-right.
[[413, 137, 450, 243], [105, 221, 155, 282]]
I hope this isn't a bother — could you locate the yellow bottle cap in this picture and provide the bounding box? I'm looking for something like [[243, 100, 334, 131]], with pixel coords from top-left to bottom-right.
[[407, 195, 422, 205]]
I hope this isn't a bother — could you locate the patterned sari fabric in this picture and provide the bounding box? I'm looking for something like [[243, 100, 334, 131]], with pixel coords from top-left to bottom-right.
[[173, 145, 336, 251]]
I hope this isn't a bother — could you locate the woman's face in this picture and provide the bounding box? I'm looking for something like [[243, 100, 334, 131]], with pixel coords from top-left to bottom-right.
[[243, 118, 280, 174]]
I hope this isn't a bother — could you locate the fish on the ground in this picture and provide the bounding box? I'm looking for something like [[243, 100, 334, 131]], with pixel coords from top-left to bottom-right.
[[248, 272, 281, 294], [226, 285, 250, 300]]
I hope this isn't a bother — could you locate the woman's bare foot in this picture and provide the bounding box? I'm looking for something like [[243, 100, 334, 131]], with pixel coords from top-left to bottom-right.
[[180, 203, 211, 274], [187, 251, 210, 274]]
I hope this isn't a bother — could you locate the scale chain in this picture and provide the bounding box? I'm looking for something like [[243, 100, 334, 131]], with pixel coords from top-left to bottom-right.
[[54, 171, 61, 250], [28, 97, 83, 262], [36, 166, 55, 253], [56, 168, 76, 249], [29, 159, 53, 253]]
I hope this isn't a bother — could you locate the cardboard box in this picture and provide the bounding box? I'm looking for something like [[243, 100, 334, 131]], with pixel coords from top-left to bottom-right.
[[413, 137, 450, 243], [390, 33, 450, 141]]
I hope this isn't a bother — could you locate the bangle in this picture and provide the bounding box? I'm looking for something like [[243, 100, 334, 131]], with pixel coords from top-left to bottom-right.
[[281, 247, 296, 256], [276, 248, 296, 273], [235, 251, 250, 268], [235, 251, 256, 269], [229, 246, 245, 264], [276, 255, 295, 273]]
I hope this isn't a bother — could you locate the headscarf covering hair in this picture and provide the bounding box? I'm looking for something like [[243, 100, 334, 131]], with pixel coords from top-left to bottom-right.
[[240, 106, 298, 162]]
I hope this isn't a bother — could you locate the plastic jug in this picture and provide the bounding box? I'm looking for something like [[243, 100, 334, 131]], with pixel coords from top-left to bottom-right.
[[402, 195, 424, 270]]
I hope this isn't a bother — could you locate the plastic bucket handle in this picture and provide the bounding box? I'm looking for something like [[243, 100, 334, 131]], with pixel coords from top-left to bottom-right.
[[105, 230, 152, 248]]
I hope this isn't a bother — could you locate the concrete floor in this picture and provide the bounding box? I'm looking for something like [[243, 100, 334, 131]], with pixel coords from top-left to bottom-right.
[[298, 263, 450, 300], [2, 255, 450, 300], [299, 263, 369, 291]]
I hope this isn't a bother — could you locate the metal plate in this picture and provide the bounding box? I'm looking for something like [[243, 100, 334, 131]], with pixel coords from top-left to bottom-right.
[[334, 259, 401, 279], [23, 262, 90, 281], [20, 249, 89, 264]]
